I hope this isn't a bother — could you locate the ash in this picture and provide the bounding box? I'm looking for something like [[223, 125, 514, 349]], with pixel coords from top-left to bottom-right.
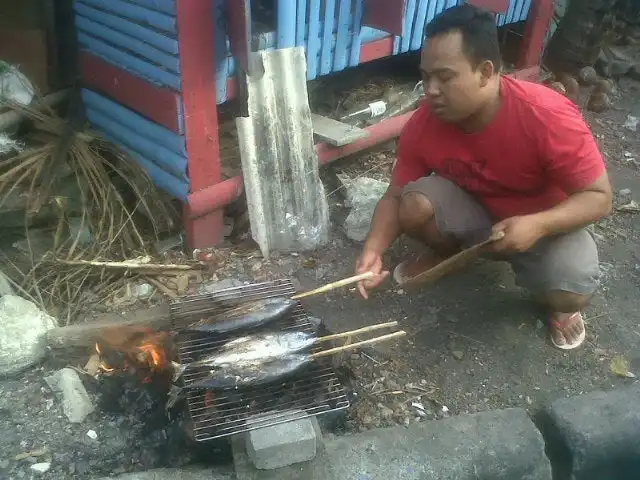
[[0, 367, 232, 479]]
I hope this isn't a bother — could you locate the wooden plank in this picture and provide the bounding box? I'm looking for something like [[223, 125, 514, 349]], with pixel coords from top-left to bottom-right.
[[75, 16, 180, 73], [81, 89, 186, 156], [85, 107, 187, 180], [311, 113, 369, 147], [74, 2, 179, 54], [46, 305, 171, 349], [79, 52, 183, 133], [78, 0, 176, 32], [363, 0, 405, 37], [77, 33, 180, 89], [103, 134, 190, 201]]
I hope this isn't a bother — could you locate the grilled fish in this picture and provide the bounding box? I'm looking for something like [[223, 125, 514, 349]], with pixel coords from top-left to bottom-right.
[[185, 297, 297, 333], [174, 330, 316, 378], [189, 354, 311, 390], [209, 331, 316, 366]]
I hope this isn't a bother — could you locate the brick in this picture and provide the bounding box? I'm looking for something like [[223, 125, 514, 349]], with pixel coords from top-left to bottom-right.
[[245, 417, 318, 470], [539, 384, 640, 480], [324, 408, 552, 480]]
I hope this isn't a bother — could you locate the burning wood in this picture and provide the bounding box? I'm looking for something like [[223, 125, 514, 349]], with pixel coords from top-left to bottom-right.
[[93, 326, 174, 385]]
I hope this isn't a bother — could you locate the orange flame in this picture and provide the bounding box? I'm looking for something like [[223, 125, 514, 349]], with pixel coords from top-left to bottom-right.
[[94, 329, 170, 378]]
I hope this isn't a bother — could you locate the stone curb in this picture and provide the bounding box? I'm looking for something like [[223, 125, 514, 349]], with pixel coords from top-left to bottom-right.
[[102, 385, 640, 480], [537, 383, 640, 480], [324, 407, 552, 480]]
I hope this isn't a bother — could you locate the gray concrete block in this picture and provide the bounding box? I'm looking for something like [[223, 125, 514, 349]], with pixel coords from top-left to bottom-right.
[[539, 384, 640, 480], [245, 417, 318, 470], [324, 408, 552, 480], [232, 419, 334, 480]]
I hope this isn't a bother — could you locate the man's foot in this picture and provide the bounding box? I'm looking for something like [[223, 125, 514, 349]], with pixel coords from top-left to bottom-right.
[[549, 311, 586, 350], [393, 253, 452, 284]]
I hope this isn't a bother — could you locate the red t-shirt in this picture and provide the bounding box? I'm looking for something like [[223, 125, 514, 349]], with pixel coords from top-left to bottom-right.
[[391, 75, 605, 220]]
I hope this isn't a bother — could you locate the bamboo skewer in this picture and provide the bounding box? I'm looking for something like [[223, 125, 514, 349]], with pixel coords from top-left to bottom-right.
[[315, 321, 398, 343], [291, 271, 374, 300], [309, 331, 406, 359]]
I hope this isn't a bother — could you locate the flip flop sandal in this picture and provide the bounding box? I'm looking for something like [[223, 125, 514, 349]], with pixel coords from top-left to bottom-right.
[[550, 312, 586, 350]]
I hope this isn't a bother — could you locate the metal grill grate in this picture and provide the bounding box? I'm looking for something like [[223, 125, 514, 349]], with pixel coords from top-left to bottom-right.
[[171, 279, 350, 441]]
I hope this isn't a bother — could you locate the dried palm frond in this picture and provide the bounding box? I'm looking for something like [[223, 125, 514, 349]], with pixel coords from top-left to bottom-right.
[[0, 97, 180, 322]]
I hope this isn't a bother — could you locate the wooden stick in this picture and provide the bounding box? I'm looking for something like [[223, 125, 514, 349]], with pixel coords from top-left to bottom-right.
[[291, 272, 374, 300], [0, 89, 70, 132], [53, 258, 197, 271], [144, 276, 178, 299], [46, 305, 172, 349], [400, 231, 505, 286], [316, 321, 399, 343], [309, 331, 406, 359]]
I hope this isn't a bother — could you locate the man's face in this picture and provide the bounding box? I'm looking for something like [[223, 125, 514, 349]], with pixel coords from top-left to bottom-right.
[[420, 31, 492, 123]]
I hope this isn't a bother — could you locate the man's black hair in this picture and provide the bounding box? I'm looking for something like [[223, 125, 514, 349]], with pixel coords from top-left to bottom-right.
[[424, 4, 502, 71]]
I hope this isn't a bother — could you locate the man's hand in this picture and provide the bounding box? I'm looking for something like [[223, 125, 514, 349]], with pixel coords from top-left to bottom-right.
[[489, 215, 546, 254], [355, 249, 390, 299]]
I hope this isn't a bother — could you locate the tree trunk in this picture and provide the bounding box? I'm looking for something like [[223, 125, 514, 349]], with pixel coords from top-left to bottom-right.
[[545, 0, 618, 74]]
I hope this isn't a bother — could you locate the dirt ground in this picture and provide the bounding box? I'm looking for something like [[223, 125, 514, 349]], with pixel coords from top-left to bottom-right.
[[1, 72, 639, 478]]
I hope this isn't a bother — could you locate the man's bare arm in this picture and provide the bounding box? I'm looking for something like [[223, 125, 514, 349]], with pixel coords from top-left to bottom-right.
[[362, 185, 404, 255], [532, 171, 612, 237]]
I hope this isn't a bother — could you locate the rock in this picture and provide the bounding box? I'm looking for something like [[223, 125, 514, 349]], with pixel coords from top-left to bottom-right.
[[451, 350, 464, 360], [629, 64, 640, 82], [338, 174, 388, 242], [0, 270, 13, 297], [619, 188, 632, 197], [324, 408, 552, 479], [578, 66, 598, 85], [87, 429, 98, 440], [596, 47, 635, 77], [377, 403, 395, 420], [0, 295, 56, 376], [540, 384, 640, 480], [44, 368, 95, 423], [623, 115, 639, 132], [587, 92, 611, 113], [30, 463, 51, 474]]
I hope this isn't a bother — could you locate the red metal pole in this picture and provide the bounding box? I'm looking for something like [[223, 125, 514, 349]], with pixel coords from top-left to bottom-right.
[[186, 109, 416, 219], [176, 0, 225, 248], [517, 0, 555, 70]]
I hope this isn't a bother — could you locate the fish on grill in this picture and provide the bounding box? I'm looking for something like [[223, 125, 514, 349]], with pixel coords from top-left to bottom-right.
[[189, 354, 311, 390], [174, 330, 316, 378], [185, 297, 297, 333]]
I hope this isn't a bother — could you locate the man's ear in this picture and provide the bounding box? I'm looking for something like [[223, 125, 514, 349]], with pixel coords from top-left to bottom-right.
[[478, 60, 495, 87]]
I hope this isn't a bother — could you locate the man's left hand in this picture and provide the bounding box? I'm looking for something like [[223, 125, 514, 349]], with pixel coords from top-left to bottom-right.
[[489, 215, 546, 254]]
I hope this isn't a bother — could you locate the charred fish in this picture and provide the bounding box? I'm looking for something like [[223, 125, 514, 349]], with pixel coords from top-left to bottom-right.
[[189, 354, 311, 390], [174, 330, 316, 379], [185, 297, 297, 333]]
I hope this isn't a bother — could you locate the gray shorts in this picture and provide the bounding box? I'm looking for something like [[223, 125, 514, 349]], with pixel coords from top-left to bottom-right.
[[402, 176, 601, 295]]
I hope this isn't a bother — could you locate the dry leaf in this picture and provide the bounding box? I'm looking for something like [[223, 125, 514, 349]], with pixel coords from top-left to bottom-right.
[[14, 448, 47, 460], [176, 274, 189, 295], [84, 353, 101, 376], [616, 201, 640, 213], [610, 355, 636, 378]]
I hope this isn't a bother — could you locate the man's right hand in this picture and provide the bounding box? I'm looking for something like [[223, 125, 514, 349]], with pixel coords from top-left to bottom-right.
[[355, 249, 390, 299]]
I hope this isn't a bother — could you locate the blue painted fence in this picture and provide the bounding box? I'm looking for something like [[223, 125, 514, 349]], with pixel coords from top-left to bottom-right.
[[74, 0, 533, 203], [81, 89, 190, 201]]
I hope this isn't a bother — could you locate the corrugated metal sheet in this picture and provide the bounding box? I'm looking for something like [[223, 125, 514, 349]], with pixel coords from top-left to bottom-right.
[[236, 47, 330, 258]]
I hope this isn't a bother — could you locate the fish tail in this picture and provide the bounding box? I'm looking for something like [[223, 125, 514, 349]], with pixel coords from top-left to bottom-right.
[[171, 361, 187, 382]]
